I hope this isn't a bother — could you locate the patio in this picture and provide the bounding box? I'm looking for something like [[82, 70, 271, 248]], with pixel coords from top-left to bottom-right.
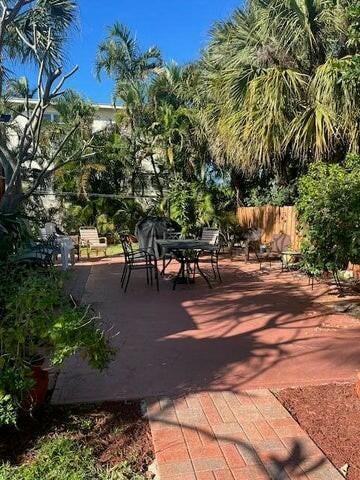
[[53, 257, 360, 404]]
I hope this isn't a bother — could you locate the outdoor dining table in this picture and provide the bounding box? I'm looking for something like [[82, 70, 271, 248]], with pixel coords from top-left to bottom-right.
[[156, 239, 214, 289]]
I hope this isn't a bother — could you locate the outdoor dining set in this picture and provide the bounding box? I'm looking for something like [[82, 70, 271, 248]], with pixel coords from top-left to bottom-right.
[[120, 227, 222, 293], [14, 217, 303, 294]]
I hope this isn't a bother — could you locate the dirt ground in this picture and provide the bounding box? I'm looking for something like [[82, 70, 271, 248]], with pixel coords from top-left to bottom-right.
[[277, 383, 360, 480], [0, 401, 154, 474]]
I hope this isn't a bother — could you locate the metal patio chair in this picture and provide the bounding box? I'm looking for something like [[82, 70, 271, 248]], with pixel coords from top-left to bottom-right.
[[197, 228, 222, 282], [255, 233, 291, 269], [120, 234, 159, 293], [161, 229, 181, 275]]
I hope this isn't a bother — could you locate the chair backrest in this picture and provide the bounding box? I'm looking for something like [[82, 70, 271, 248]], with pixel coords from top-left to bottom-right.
[[79, 226, 100, 245], [245, 228, 263, 242], [45, 222, 57, 236], [120, 234, 135, 263], [163, 230, 181, 240], [271, 233, 291, 253], [39, 227, 48, 240], [201, 228, 219, 245]]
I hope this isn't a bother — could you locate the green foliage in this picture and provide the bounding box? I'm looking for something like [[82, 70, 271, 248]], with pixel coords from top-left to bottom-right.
[[348, 0, 360, 48], [96, 21, 162, 99], [0, 436, 147, 480], [245, 181, 297, 207], [0, 267, 114, 426], [167, 176, 236, 238], [0, 360, 34, 426], [0, 212, 30, 260], [297, 155, 360, 273], [201, 0, 360, 175]]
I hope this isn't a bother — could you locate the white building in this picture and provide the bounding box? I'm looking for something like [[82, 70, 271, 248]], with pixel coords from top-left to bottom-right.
[[8, 98, 118, 134], [1, 98, 157, 209]]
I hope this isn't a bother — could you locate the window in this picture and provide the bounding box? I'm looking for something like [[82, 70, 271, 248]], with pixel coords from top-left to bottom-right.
[[43, 112, 60, 122]]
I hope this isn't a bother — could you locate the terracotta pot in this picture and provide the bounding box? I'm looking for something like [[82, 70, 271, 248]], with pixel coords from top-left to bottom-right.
[[24, 365, 49, 409]]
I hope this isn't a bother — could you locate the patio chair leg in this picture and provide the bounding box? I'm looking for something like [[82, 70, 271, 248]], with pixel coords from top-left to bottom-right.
[[149, 265, 153, 286], [154, 265, 159, 292], [121, 264, 127, 287], [211, 261, 217, 280], [124, 267, 131, 293], [215, 258, 222, 283], [146, 263, 149, 285], [196, 260, 212, 289]]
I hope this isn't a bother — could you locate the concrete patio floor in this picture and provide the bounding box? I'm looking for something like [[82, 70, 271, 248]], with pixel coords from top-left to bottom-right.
[[52, 256, 360, 404]]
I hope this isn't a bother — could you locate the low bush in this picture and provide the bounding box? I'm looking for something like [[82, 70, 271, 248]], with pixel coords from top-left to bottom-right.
[[0, 267, 115, 427], [297, 154, 360, 274]]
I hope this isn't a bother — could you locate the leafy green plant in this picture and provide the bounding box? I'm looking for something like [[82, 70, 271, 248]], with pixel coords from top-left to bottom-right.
[[0, 360, 34, 426], [167, 176, 237, 238], [0, 267, 114, 426], [0, 212, 30, 260], [297, 155, 360, 274]]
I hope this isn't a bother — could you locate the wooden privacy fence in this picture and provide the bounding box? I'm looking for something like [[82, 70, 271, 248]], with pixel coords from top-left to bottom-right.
[[236, 205, 301, 250]]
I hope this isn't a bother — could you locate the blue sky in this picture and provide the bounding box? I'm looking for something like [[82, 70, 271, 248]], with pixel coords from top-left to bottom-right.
[[56, 0, 242, 103]]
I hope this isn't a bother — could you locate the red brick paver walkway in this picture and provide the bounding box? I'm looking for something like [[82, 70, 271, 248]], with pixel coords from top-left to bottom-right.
[[147, 389, 343, 480]]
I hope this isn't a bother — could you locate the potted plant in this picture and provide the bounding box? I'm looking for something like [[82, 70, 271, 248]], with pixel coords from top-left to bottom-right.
[[0, 265, 114, 427]]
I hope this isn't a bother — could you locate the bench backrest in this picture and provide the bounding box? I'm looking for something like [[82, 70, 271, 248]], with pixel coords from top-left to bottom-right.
[[79, 227, 100, 244]]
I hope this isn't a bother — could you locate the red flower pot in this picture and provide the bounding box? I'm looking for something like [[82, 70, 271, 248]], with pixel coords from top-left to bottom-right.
[[24, 365, 49, 409]]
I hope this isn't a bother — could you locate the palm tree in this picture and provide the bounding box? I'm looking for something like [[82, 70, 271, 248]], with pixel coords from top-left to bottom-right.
[[201, 0, 360, 176], [151, 103, 192, 169], [96, 22, 162, 100]]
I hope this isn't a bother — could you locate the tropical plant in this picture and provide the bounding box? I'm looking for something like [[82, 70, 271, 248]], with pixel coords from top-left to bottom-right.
[[0, 211, 29, 259], [201, 0, 360, 177], [297, 154, 360, 274], [167, 175, 236, 237], [0, 266, 114, 426], [96, 22, 162, 99]]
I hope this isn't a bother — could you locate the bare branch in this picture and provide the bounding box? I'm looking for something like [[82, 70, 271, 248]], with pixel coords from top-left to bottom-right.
[[15, 27, 36, 52], [24, 128, 94, 198], [51, 65, 79, 98]]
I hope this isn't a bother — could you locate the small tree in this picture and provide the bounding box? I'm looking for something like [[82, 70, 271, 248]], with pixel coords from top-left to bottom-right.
[[0, 1, 91, 216], [297, 155, 360, 275]]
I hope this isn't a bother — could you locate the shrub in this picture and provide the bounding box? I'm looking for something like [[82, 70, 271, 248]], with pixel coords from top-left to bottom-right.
[[297, 155, 360, 274], [0, 267, 115, 426]]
